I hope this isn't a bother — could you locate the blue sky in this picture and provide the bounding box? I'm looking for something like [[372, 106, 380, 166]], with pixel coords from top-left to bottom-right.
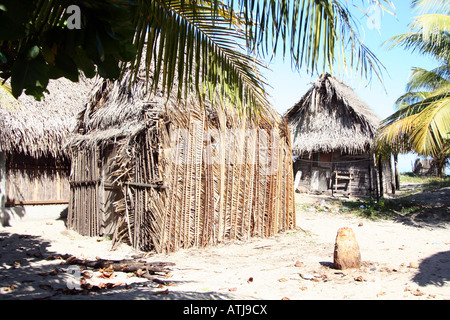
[[263, 1, 440, 173]]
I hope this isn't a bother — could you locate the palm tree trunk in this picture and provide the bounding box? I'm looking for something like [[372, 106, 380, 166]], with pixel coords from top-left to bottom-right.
[[378, 157, 384, 198], [393, 152, 400, 190], [434, 155, 446, 177]]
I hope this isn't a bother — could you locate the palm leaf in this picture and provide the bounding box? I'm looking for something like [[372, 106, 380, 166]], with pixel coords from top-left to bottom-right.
[[379, 0, 450, 159], [130, 0, 270, 117], [385, 33, 450, 60], [380, 86, 450, 157], [411, 0, 450, 14], [4, 0, 395, 116], [406, 65, 450, 92], [411, 13, 450, 44], [395, 91, 433, 108], [133, 0, 394, 112], [410, 88, 450, 155]]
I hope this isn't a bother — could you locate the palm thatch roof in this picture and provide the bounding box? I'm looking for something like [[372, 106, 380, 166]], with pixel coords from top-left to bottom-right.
[[68, 71, 169, 149], [0, 77, 94, 159], [284, 73, 381, 156], [68, 66, 281, 149]]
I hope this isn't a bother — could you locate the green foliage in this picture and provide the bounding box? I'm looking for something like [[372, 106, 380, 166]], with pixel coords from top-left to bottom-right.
[[340, 173, 450, 220], [377, 0, 450, 165], [0, 0, 137, 100], [0, 0, 395, 116], [340, 198, 420, 220], [400, 173, 450, 188], [399, 172, 434, 183]]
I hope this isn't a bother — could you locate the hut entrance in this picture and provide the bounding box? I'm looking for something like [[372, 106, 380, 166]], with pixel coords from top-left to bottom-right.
[[102, 146, 124, 237], [310, 152, 333, 192], [121, 129, 167, 252], [67, 145, 141, 239]]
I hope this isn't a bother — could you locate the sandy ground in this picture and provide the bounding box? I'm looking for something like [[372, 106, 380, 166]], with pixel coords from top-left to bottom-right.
[[0, 186, 449, 300]]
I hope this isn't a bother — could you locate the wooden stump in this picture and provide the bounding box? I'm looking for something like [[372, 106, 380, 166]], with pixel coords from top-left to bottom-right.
[[333, 227, 361, 270]]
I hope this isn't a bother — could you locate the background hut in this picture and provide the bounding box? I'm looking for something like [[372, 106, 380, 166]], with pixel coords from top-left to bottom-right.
[[284, 73, 393, 196], [412, 158, 440, 176], [0, 78, 92, 225], [66, 71, 296, 253]]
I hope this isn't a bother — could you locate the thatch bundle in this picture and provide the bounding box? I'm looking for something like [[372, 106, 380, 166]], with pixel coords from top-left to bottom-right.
[[67, 68, 296, 253], [284, 73, 380, 156], [0, 78, 94, 159]]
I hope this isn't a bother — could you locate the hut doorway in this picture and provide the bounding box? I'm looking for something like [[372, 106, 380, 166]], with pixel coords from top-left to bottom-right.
[[310, 152, 333, 192], [68, 145, 127, 238], [102, 146, 124, 237]]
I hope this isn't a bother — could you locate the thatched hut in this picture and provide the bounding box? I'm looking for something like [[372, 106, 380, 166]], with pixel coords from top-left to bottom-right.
[[0, 78, 92, 223], [284, 73, 393, 196], [412, 158, 439, 176], [66, 71, 296, 253]]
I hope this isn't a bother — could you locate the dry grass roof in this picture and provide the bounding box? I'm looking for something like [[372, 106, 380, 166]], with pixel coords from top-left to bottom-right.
[[69, 66, 282, 149], [68, 70, 176, 149], [284, 73, 380, 155], [0, 77, 94, 159]]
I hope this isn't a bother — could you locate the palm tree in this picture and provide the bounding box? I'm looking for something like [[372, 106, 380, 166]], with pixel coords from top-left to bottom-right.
[[125, 0, 396, 114], [377, 0, 450, 175], [1, 0, 395, 116]]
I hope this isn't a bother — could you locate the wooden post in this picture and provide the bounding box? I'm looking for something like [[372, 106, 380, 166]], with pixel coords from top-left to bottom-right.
[[0, 152, 6, 216], [372, 155, 379, 201], [378, 157, 384, 198], [334, 171, 337, 194], [393, 152, 400, 191]]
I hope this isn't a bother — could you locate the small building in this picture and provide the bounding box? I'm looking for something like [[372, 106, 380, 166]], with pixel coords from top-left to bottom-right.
[[66, 70, 296, 253], [284, 73, 393, 196], [412, 158, 439, 176], [0, 78, 92, 225]]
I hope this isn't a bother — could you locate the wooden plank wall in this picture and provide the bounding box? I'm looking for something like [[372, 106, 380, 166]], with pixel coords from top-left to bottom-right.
[[5, 154, 70, 205], [67, 148, 102, 237], [293, 153, 377, 195], [334, 157, 373, 195]]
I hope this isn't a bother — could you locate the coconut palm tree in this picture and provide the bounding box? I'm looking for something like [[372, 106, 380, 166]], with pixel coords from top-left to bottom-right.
[[1, 0, 394, 115], [377, 0, 450, 175]]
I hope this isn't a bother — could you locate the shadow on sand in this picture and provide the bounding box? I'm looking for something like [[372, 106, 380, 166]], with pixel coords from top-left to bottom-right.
[[0, 231, 235, 300], [412, 250, 450, 288]]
